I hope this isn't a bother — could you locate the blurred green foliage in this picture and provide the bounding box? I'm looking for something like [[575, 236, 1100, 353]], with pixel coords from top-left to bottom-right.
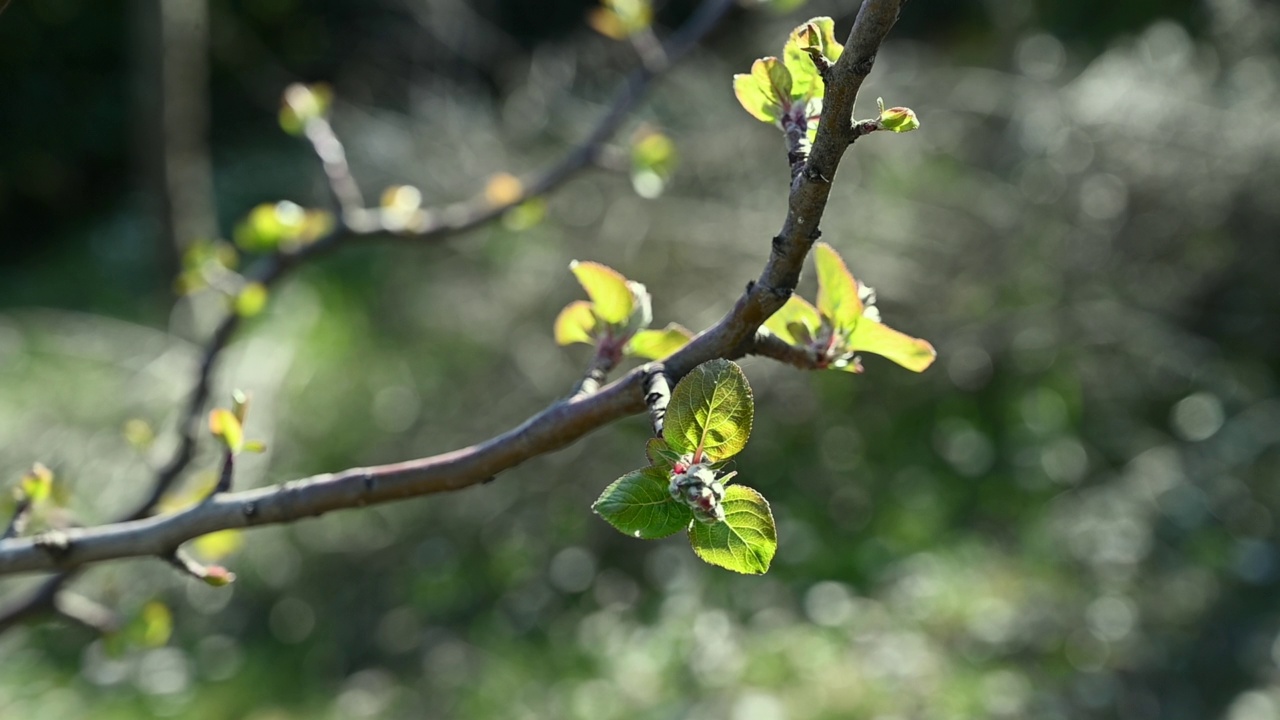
[[2, 1, 1280, 720]]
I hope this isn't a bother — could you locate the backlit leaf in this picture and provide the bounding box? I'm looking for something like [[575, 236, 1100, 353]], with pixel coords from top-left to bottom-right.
[[688, 485, 777, 574], [664, 359, 754, 462], [645, 437, 682, 469], [849, 319, 937, 372], [626, 324, 694, 360], [570, 261, 634, 325], [208, 409, 244, 455], [814, 242, 863, 333], [734, 72, 784, 124], [554, 300, 598, 346], [783, 17, 843, 101], [763, 295, 822, 345]]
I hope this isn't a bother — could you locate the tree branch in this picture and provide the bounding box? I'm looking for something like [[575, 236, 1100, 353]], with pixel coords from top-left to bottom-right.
[[0, 0, 908, 579], [0, 0, 739, 630]]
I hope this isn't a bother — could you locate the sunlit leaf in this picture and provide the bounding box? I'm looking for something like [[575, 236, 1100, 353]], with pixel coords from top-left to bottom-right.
[[733, 72, 784, 124], [20, 463, 53, 504], [813, 242, 863, 333], [664, 359, 754, 462], [243, 440, 268, 454], [849, 318, 937, 372], [208, 409, 244, 455], [763, 294, 822, 345], [783, 17, 843, 101], [553, 300, 598, 346], [645, 437, 682, 469], [570, 260, 634, 325], [593, 465, 693, 539], [752, 56, 792, 109], [688, 485, 777, 574], [625, 324, 694, 360], [878, 100, 921, 133]]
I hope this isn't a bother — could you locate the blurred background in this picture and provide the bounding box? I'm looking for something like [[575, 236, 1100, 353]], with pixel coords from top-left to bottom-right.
[[2, 0, 1279, 718]]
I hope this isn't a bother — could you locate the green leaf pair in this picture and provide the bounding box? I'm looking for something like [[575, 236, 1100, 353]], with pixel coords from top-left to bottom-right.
[[733, 17, 843, 136], [593, 360, 778, 575], [554, 261, 692, 362], [765, 242, 936, 373]]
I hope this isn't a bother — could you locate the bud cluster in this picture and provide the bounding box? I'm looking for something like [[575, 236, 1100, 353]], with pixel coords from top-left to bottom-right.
[[669, 462, 727, 524]]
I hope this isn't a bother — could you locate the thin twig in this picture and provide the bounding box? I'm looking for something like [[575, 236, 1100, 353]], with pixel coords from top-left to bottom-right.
[[2, 498, 31, 540]]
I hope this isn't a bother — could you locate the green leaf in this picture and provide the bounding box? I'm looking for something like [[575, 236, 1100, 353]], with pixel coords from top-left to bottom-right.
[[593, 466, 693, 539], [763, 295, 822, 345], [235, 283, 268, 317], [783, 17, 843, 101], [20, 463, 53, 504], [733, 71, 784, 124], [849, 319, 937, 372], [664, 359, 754, 462], [813, 241, 863, 333], [208, 409, 244, 454], [243, 440, 268, 453], [625, 324, 694, 360], [570, 261, 634, 325], [554, 300, 598, 346], [645, 438, 682, 469], [631, 130, 679, 199], [688, 485, 777, 574]]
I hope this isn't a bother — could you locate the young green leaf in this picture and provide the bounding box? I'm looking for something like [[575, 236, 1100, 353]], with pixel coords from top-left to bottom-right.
[[645, 438, 682, 469], [813, 241, 863, 333], [763, 295, 822, 345], [570, 261, 634, 325], [625, 324, 694, 360], [849, 319, 937, 372], [235, 283, 268, 317], [782, 17, 843, 101], [752, 57, 792, 109], [593, 466, 693, 539], [688, 485, 777, 574], [554, 300, 598, 346], [733, 72, 784, 124], [208, 409, 244, 455], [20, 463, 53, 504], [664, 359, 754, 462]]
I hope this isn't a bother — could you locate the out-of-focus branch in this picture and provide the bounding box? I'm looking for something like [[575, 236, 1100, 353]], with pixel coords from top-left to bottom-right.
[[2, 499, 31, 540], [0, 0, 909, 579]]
